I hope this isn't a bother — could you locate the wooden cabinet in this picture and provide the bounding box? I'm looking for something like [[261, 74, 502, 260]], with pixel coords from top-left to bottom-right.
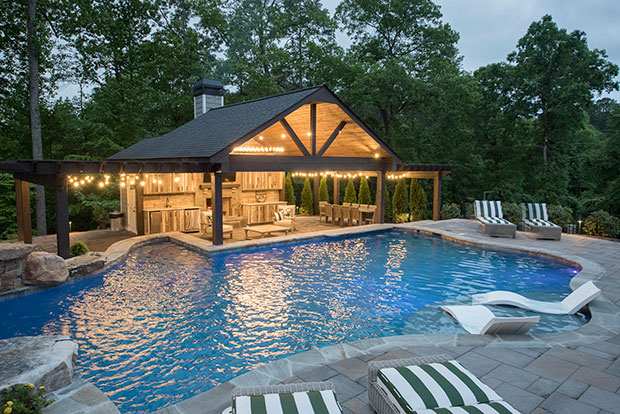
[[144, 207, 200, 233], [143, 173, 200, 195], [240, 172, 284, 191]]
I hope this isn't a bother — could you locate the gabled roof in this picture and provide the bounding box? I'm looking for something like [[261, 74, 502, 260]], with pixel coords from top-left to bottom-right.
[[109, 86, 322, 160]]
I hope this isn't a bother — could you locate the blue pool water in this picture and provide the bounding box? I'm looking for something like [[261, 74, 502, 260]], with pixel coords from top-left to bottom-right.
[[0, 230, 583, 413]]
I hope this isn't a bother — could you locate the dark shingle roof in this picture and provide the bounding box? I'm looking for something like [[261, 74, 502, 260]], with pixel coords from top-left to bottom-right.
[[109, 86, 322, 160]]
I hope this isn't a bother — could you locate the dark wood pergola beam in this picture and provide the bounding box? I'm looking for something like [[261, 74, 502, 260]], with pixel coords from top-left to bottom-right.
[[280, 119, 310, 157], [317, 121, 347, 157], [228, 155, 389, 172], [1, 160, 219, 176]]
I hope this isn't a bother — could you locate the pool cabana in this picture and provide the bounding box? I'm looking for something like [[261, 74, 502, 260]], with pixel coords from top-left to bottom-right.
[[1, 85, 453, 256]]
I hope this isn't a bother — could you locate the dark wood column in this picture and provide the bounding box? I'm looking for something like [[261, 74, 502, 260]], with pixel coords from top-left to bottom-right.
[[310, 103, 317, 155], [211, 172, 224, 245], [333, 176, 340, 205], [135, 183, 144, 235], [433, 171, 442, 221], [15, 179, 32, 244], [313, 176, 319, 214], [55, 175, 70, 259], [376, 171, 386, 223]]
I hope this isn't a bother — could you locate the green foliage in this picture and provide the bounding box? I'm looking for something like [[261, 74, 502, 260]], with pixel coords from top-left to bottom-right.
[[501, 202, 522, 225], [546, 205, 574, 229], [68, 181, 120, 231], [344, 179, 357, 203], [284, 173, 296, 206], [440, 203, 461, 220], [300, 177, 314, 214], [583, 210, 620, 238], [0, 174, 20, 240], [1, 383, 53, 414], [318, 176, 329, 203], [409, 179, 427, 221], [70, 242, 89, 257], [358, 176, 371, 205], [392, 178, 408, 218]]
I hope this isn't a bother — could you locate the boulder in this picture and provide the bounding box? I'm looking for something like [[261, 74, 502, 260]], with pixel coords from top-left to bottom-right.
[[0, 242, 35, 261], [0, 335, 78, 393], [22, 252, 69, 286]]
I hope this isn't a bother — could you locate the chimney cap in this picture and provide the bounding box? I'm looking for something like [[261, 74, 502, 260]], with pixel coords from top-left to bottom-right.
[[193, 78, 224, 97]]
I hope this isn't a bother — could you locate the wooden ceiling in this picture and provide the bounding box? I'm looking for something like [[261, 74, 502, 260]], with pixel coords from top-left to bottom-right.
[[229, 102, 391, 158]]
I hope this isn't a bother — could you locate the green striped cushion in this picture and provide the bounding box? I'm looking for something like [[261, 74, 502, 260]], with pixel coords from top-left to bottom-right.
[[274, 211, 283, 221], [478, 217, 512, 225], [411, 400, 520, 414], [232, 390, 342, 414], [377, 360, 502, 413], [530, 219, 557, 227], [527, 203, 548, 221], [474, 201, 503, 219]]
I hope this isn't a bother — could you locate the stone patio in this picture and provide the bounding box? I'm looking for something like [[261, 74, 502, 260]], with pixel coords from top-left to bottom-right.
[[155, 219, 620, 414]]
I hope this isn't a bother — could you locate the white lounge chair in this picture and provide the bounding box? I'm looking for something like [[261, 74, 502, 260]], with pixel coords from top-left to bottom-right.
[[474, 200, 516, 238], [472, 281, 601, 315], [522, 203, 562, 240], [441, 305, 539, 335]]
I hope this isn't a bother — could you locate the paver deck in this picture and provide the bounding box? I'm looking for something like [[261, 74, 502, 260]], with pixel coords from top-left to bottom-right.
[[156, 219, 620, 414]]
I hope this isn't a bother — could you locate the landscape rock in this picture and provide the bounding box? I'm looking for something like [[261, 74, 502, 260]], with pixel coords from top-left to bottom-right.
[[66, 253, 106, 279], [22, 252, 69, 286], [0, 335, 78, 393], [0, 242, 35, 261]]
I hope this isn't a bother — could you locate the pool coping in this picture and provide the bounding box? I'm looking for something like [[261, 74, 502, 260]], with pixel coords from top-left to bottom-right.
[[144, 220, 620, 414]]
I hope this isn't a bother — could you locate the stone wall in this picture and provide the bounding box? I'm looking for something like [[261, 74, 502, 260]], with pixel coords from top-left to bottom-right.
[[0, 242, 35, 292]]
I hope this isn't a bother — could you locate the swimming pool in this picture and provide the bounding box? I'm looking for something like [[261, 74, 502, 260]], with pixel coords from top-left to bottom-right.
[[0, 229, 583, 412]]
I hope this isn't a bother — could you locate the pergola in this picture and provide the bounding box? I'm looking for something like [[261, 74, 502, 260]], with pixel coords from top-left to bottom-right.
[[0, 85, 453, 257]]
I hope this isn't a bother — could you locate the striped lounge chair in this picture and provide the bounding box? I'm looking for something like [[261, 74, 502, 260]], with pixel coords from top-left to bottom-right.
[[231, 382, 343, 413], [474, 200, 516, 238], [522, 203, 561, 240], [368, 355, 521, 414]]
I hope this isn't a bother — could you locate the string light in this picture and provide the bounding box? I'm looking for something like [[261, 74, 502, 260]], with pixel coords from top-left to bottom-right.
[[231, 146, 285, 153]]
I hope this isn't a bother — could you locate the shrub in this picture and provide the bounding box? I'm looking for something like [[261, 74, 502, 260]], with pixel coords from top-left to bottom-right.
[[284, 173, 295, 206], [501, 202, 522, 225], [358, 176, 371, 205], [394, 213, 410, 223], [409, 179, 427, 221], [70, 241, 89, 257], [392, 178, 408, 218], [318, 176, 329, 203], [343, 179, 357, 203], [300, 177, 314, 214], [1, 383, 53, 414], [583, 210, 620, 238], [385, 187, 393, 223], [440, 203, 461, 220], [464, 202, 475, 219], [546, 204, 574, 229]]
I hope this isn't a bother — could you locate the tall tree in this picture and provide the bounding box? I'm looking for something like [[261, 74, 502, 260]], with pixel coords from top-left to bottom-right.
[[27, 0, 46, 235]]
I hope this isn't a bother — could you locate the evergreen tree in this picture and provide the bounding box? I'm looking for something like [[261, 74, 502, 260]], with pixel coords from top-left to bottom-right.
[[409, 179, 427, 221], [358, 176, 371, 205], [392, 178, 408, 220], [344, 179, 357, 203], [385, 186, 393, 223], [285, 172, 295, 205], [300, 177, 314, 214], [318, 176, 329, 202]]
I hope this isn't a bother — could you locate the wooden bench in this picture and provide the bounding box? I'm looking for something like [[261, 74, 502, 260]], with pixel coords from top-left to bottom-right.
[[244, 224, 291, 239]]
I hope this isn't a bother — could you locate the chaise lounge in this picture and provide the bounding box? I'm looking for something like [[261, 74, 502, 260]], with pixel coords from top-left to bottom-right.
[[472, 280, 601, 315], [474, 200, 517, 238], [521, 202, 562, 240], [441, 305, 540, 335], [368, 354, 521, 414]]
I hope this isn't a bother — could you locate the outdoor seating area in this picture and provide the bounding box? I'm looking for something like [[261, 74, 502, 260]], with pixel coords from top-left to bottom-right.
[[320, 202, 377, 226]]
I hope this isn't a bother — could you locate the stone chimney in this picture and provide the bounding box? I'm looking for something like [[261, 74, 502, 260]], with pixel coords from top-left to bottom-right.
[[193, 78, 224, 118]]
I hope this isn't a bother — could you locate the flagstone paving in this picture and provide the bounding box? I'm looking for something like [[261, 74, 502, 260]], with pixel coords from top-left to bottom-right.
[[157, 219, 619, 414]]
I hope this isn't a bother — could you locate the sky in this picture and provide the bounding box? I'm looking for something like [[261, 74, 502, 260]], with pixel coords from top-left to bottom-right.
[[324, 0, 620, 100]]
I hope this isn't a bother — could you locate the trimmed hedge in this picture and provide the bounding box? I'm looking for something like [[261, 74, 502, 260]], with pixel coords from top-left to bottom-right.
[[300, 177, 314, 214], [440, 203, 461, 220], [344, 179, 357, 203], [358, 176, 371, 205], [318, 176, 329, 203], [584, 210, 620, 238], [70, 241, 89, 257], [285, 173, 295, 206]]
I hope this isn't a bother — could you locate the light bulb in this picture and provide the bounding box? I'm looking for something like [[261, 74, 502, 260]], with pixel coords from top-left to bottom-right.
[[98, 182, 104, 188], [140, 181, 145, 186], [120, 182, 126, 188], [174, 177, 180, 182]]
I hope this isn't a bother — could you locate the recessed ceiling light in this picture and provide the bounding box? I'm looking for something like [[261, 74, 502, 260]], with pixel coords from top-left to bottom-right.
[[281, 134, 286, 138], [259, 135, 264, 140], [306, 132, 312, 136], [374, 153, 380, 158]]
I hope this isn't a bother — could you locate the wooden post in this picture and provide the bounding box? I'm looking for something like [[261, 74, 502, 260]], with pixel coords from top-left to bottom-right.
[[310, 103, 317, 156], [333, 176, 340, 205], [313, 176, 319, 214], [15, 179, 32, 244], [433, 171, 442, 221], [55, 175, 70, 259], [136, 183, 144, 235], [376, 171, 386, 223], [212, 172, 224, 245]]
